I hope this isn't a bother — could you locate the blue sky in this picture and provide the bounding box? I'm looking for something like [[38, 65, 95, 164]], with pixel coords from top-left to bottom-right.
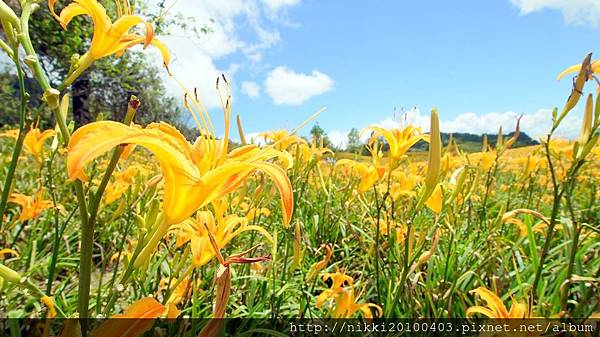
[[160, 0, 600, 146]]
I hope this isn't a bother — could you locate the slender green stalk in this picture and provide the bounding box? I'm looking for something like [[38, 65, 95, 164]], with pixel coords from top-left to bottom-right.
[[0, 37, 28, 230], [532, 134, 562, 298], [78, 97, 139, 320]]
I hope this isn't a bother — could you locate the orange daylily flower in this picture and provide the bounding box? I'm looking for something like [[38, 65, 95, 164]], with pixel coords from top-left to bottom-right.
[[258, 129, 307, 152], [159, 277, 196, 319], [364, 125, 427, 168], [40, 296, 57, 318], [49, 0, 170, 86], [466, 287, 531, 318], [8, 191, 53, 222], [172, 206, 273, 267], [335, 159, 384, 193], [23, 128, 55, 161], [0, 248, 19, 258], [306, 244, 333, 282], [67, 81, 293, 268], [316, 271, 354, 307], [0, 129, 18, 138], [91, 297, 166, 337], [317, 271, 382, 318], [389, 170, 420, 200], [0, 128, 55, 161], [371, 215, 406, 245], [329, 289, 383, 319]]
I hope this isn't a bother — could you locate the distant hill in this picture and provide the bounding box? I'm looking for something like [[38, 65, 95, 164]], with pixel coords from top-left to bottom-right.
[[356, 131, 539, 155], [410, 131, 539, 152]]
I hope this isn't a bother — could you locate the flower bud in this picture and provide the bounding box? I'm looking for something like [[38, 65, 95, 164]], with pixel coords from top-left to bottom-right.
[[419, 108, 441, 208], [556, 53, 592, 129], [0, 263, 21, 284], [579, 94, 593, 145]]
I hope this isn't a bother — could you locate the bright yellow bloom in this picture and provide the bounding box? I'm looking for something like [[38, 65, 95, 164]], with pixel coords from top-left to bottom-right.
[[328, 289, 383, 319], [470, 150, 495, 171], [466, 287, 530, 318], [0, 129, 18, 138], [0, 248, 18, 258], [40, 296, 57, 318], [67, 122, 293, 223], [49, 0, 170, 86], [68, 78, 293, 268], [172, 207, 273, 267], [8, 191, 53, 222], [23, 128, 55, 161], [364, 125, 427, 168], [306, 135, 334, 162], [0, 128, 55, 161], [557, 59, 600, 82], [159, 277, 196, 319], [317, 271, 382, 318], [306, 244, 333, 282], [335, 159, 384, 193], [259, 129, 307, 152], [316, 271, 354, 307], [68, 122, 293, 267], [371, 215, 406, 245], [424, 184, 443, 214], [238, 201, 271, 222], [389, 171, 420, 200], [102, 165, 144, 205]]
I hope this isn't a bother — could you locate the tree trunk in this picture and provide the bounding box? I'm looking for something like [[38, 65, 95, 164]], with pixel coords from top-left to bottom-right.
[[72, 73, 93, 127]]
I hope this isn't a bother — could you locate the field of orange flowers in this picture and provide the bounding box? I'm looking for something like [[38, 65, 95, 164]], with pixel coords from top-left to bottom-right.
[[0, 0, 599, 335]]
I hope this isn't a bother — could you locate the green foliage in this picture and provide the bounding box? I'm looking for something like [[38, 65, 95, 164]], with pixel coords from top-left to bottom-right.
[[310, 123, 332, 148], [0, 0, 199, 129], [346, 127, 361, 153]]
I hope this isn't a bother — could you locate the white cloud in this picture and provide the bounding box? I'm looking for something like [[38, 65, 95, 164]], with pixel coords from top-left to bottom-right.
[[327, 107, 583, 149], [245, 132, 268, 145], [262, 0, 301, 12], [327, 130, 349, 149], [264, 66, 334, 105], [374, 107, 583, 140], [155, 0, 297, 109], [510, 0, 600, 27], [241, 81, 261, 98]]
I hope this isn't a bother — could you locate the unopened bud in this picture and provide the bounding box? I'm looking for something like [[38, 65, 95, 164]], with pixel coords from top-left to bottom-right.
[[0, 263, 21, 284], [580, 94, 593, 145]]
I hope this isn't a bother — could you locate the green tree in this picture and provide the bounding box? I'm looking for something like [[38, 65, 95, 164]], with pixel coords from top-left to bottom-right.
[[310, 123, 332, 148], [346, 127, 361, 153], [0, 0, 205, 132]]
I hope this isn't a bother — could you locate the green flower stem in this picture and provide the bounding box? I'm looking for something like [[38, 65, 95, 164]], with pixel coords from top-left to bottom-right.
[[0, 38, 27, 231], [16, 0, 93, 322], [77, 97, 139, 321], [17, 2, 51, 91], [61, 53, 93, 89]]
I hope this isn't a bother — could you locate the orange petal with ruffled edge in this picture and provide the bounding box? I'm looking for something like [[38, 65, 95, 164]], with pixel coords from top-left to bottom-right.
[[467, 287, 509, 318], [91, 297, 166, 337]]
